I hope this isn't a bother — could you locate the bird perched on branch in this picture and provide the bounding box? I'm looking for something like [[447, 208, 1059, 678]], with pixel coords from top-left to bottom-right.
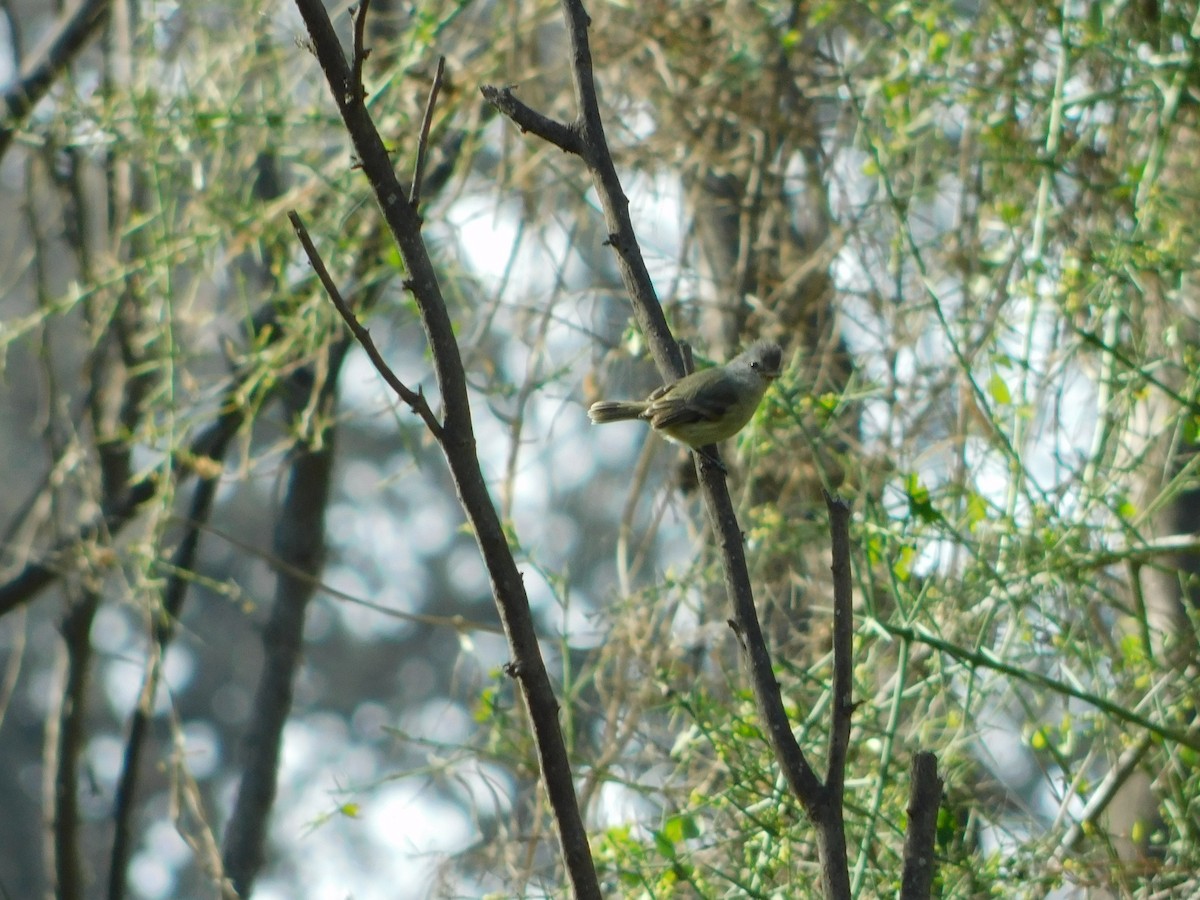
[[587, 340, 782, 461]]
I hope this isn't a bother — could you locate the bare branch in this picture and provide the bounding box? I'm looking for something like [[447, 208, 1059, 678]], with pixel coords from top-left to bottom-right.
[[222, 348, 345, 897], [46, 592, 98, 900], [497, 0, 680, 379], [0, 0, 111, 160], [287, 209, 444, 439], [108, 458, 236, 900], [174, 520, 505, 636], [0, 308, 278, 622], [711, 482, 823, 802], [168, 717, 237, 900], [900, 752, 943, 900], [480, 84, 582, 156], [879, 619, 1200, 752], [290, 2, 600, 895], [350, 0, 370, 102], [825, 492, 854, 798], [491, 0, 856, 893], [1054, 733, 1154, 860], [410, 56, 446, 210]]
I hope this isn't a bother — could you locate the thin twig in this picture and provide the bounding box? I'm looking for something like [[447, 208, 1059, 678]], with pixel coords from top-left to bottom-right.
[[287, 209, 444, 439], [615, 436, 658, 597], [1054, 733, 1154, 859], [825, 492, 854, 799], [0, 306, 281, 620], [168, 519, 504, 635], [410, 56, 446, 211], [109, 460, 234, 900], [877, 618, 1200, 752], [108, 292, 246, 900], [166, 708, 237, 900]]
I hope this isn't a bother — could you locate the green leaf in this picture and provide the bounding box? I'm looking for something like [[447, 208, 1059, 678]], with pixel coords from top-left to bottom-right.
[[892, 545, 915, 582], [906, 473, 940, 524], [654, 829, 676, 859], [988, 371, 1012, 405], [966, 491, 988, 531]]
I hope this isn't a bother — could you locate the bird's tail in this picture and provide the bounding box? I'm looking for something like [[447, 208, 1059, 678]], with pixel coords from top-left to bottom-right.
[[588, 401, 647, 423]]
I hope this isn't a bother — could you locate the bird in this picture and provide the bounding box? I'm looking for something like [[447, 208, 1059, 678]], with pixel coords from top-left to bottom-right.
[[587, 339, 782, 463]]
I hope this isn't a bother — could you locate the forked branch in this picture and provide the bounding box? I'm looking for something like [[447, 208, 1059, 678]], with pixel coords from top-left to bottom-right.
[[289, 2, 601, 896]]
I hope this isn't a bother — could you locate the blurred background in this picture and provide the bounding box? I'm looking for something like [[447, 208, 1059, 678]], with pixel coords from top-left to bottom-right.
[[1, 0, 1198, 897]]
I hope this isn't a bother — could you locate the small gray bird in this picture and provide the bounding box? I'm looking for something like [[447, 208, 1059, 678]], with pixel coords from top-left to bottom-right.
[[587, 340, 782, 451]]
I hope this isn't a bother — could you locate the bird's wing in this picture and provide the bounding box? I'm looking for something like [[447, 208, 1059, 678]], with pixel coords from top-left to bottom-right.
[[646, 380, 738, 430]]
